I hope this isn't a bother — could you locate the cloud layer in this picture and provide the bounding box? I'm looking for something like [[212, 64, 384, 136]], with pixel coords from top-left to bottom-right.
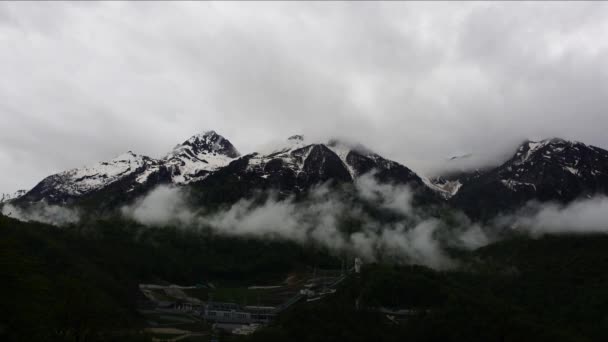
[[1, 202, 80, 226], [2, 2, 608, 193], [501, 197, 608, 236], [7, 174, 608, 269], [122, 175, 488, 269], [120, 179, 608, 269]]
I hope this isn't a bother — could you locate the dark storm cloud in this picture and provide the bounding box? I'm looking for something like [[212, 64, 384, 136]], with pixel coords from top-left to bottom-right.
[[2, 2, 608, 193]]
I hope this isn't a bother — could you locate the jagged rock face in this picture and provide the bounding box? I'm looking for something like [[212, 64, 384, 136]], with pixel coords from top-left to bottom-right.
[[202, 139, 356, 197], [427, 167, 490, 200], [15, 131, 241, 206], [450, 138, 608, 219], [17, 152, 169, 205], [326, 139, 423, 185], [23, 131, 608, 219], [189, 136, 430, 206], [14, 128, 608, 223], [345, 150, 420, 184], [302, 144, 352, 185], [13, 131, 434, 210], [181, 130, 240, 159], [164, 131, 240, 184], [426, 177, 463, 199], [241, 136, 424, 191], [501, 139, 608, 195]]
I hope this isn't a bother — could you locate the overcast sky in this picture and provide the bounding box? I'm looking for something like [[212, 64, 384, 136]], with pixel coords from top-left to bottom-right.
[[2, 1, 608, 193]]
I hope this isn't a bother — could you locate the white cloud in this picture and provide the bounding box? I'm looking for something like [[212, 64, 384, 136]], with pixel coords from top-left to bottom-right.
[[355, 172, 413, 215], [121, 186, 195, 226], [2, 2, 608, 193], [508, 197, 608, 236], [1, 202, 80, 226], [122, 179, 470, 269]]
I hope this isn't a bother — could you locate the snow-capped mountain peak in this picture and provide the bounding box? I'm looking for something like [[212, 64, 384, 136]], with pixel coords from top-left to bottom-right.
[[163, 131, 240, 184], [502, 137, 607, 184], [448, 137, 608, 219], [170, 130, 240, 159], [21, 151, 162, 203], [513, 138, 583, 165], [15, 131, 243, 204], [68, 151, 153, 190], [241, 136, 423, 192]]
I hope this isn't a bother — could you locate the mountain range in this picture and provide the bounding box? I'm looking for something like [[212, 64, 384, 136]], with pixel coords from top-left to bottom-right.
[[5, 132, 608, 220]]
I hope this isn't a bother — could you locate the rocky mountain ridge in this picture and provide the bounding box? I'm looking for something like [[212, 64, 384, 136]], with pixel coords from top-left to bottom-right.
[[7, 134, 608, 220]]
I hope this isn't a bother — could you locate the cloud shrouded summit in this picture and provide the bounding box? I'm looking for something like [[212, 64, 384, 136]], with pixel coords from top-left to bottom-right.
[[2, 2, 608, 193]]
